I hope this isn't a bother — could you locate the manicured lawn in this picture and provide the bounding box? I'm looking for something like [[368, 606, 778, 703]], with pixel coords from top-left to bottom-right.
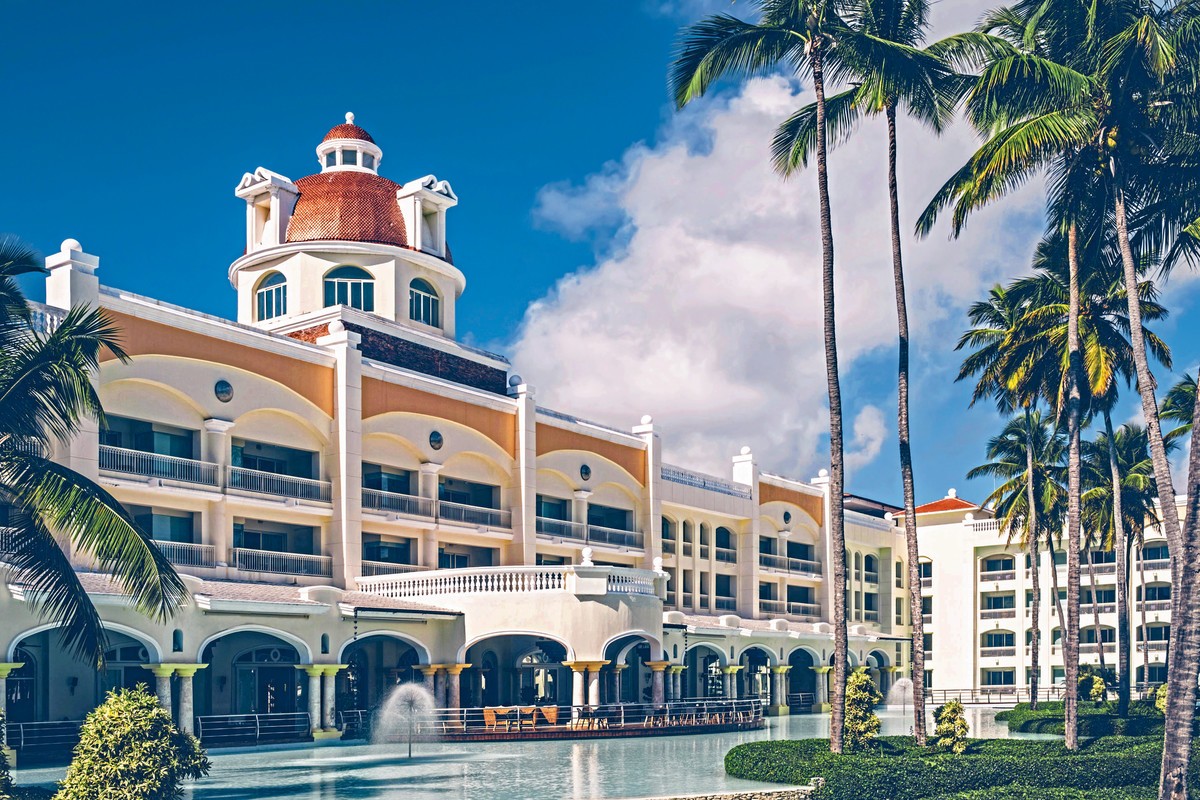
[[995, 701, 1164, 736], [725, 736, 1176, 800]]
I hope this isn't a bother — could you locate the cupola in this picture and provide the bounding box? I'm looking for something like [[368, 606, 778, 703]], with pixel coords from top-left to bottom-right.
[[315, 112, 383, 174]]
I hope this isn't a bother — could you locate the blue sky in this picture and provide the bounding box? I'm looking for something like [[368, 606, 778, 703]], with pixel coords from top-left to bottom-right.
[[4, 0, 1198, 507]]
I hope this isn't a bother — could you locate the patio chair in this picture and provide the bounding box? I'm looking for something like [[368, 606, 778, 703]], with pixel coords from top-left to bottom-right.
[[538, 706, 559, 726]]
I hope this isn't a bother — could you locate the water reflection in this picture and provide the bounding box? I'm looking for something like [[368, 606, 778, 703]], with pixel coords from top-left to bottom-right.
[[17, 709, 1046, 800]]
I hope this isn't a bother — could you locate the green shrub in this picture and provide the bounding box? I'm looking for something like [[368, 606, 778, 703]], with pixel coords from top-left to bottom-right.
[[926, 787, 1155, 800], [1079, 673, 1106, 702], [54, 685, 209, 800], [843, 668, 881, 753], [0, 714, 12, 800], [1156, 683, 1167, 714], [934, 700, 969, 754], [724, 735, 1168, 800], [995, 700, 1164, 736]]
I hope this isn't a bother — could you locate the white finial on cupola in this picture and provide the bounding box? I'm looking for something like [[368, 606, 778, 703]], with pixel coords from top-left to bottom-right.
[[346, 112, 355, 124], [948, 488, 958, 499]]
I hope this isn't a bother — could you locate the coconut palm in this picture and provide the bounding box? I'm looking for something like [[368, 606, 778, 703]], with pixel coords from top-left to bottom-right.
[[669, 0, 855, 751], [0, 236, 186, 664], [1161, 375, 1195, 442], [767, 0, 959, 745]]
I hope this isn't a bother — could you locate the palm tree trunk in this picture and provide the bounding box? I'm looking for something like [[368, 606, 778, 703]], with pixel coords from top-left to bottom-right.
[[1064, 222, 1083, 750], [1088, 557, 1106, 676], [1139, 525, 1149, 697], [812, 40, 848, 755], [1160, 374, 1200, 800], [1104, 409, 1130, 716], [1025, 408, 1041, 710], [885, 104, 926, 746]]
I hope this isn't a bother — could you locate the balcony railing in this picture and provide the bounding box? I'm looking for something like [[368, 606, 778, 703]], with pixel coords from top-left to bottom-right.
[[981, 609, 1016, 619], [99, 445, 219, 488], [980, 647, 1017, 657], [1080, 643, 1117, 654], [863, 610, 880, 623], [227, 467, 331, 503], [662, 539, 676, 554], [536, 517, 586, 541], [1138, 600, 1172, 612], [715, 597, 737, 611], [1085, 563, 1117, 575], [356, 564, 659, 599], [715, 547, 737, 563], [699, 545, 710, 560], [231, 547, 332, 577], [586, 524, 644, 549], [361, 560, 430, 577], [788, 602, 821, 619], [362, 489, 434, 518], [1142, 641, 1169, 652], [1142, 559, 1171, 571], [438, 501, 512, 529], [757, 553, 822, 576], [980, 570, 1016, 582], [921, 577, 933, 588], [864, 572, 880, 585], [153, 540, 216, 569], [759, 599, 785, 614], [0, 528, 18, 560], [1087, 603, 1117, 615], [922, 613, 933, 624], [682, 542, 693, 557]]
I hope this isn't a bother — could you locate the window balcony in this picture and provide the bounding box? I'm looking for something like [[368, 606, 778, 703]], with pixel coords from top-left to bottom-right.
[[981, 609, 1017, 620], [864, 572, 880, 585], [586, 524, 644, 550], [1138, 600, 1172, 612], [759, 598, 785, 615], [788, 602, 821, 620], [980, 569, 1016, 582], [715, 547, 737, 563], [227, 467, 331, 503], [922, 613, 933, 624], [362, 488, 433, 518], [356, 564, 660, 599], [715, 597, 737, 611], [231, 547, 332, 577], [1088, 603, 1117, 614], [535, 517, 586, 541], [99, 445, 219, 488], [1142, 641, 1169, 652], [438, 501, 511, 529], [662, 539, 676, 554], [980, 647, 1016, 657], [1080, 643, 1116, 654], [1142, 559, 1171, 572], [153, 540, 216, 569], [758, 553, 822, 577], [360, 560, 429, 577], [864, 610, 880, 623]]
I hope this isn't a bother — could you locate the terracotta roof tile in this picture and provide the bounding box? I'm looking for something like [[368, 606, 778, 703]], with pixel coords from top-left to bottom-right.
[[285, 172, 408, 248], [323, 123, 375, 143], [909, 496, 978, 515]]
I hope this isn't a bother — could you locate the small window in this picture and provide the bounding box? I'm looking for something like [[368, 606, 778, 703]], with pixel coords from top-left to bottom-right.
[[343, 149, 357, 166], [409, 278, 441, 327], [324, 266, 375, 311], [255, 272, 287, 321], [325, 152, 336, 167], [363, 153, 376, 169]]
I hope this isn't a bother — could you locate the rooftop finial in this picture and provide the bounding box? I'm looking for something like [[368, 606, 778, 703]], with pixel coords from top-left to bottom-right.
[[346, 111, 355, 124]]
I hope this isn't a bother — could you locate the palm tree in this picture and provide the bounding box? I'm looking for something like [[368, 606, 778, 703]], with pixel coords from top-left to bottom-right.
[[669, 0, 854, 751], [0, 236, 186, 663], [1161, 375, 1195, 442], [768, 0, 958, 746]]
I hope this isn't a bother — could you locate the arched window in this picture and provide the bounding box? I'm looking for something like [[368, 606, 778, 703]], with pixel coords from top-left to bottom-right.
[[172, 629, 184, 653], [408, 278, 440, 327], [324, 266, 375, 311], [255, 272, 287, 321]]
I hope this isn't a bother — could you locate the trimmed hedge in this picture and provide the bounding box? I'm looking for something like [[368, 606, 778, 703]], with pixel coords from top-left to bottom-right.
[[927, 787, 1156, 800], [724, 736, 1170, 800], [995, 701, 1165, 736]]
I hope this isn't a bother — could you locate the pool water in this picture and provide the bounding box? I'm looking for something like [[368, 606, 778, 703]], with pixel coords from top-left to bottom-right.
[[17, 708, 1032, 799]]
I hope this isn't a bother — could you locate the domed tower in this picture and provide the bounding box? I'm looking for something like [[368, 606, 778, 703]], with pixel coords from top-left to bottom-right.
[[229, 113, 463, 338]]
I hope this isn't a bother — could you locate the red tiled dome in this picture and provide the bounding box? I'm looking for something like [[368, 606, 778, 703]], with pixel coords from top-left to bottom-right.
[[322, 122, 375, 143], [285, 172, 407, 247]]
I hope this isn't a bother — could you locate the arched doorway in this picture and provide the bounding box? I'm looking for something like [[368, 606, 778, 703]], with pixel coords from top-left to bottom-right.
[[337, 634, 424, 712], [6, 628, 153, 723], [683, 643, 725, 698], [866, 650, 891, 696], [739, 647, 773, 701], [197, 630, 308, 717], [463, 635, 569, 707], [603, 634, 659, 704], [787, 648, 817, 710]]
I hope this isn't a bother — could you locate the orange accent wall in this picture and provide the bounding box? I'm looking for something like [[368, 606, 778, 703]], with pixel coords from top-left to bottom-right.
[[760, 483, 824, 527], [362, 378, 516, 457], [102, 311, 335, 415], [536, 423, 646, 485]]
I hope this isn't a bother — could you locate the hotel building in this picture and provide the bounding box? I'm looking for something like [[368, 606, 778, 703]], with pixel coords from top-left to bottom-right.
[[0, 116, 914, 755]]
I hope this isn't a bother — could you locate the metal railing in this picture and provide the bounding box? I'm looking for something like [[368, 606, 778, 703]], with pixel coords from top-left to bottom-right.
[[788, 602, 821, 619], [981, 570, 1016, 581], [1143, 641, 1169, 652], [921, 577, 933, 588], [922, 614, 933, 624], [231, 547, 332, 577], [536, 517, 586, 540], [99, 445, 220, 488], [361, 560, 429, 577], [981, 609, 1017, 619], [1080, 643, 1117, 654], [586, 524, 644, 549], [757, 553, 822, 576], [438, 500, 512, 529], [926, 687, 1065, 705], [1142, 559, 1171, 571], [1138, 600, 1172, 612], [227, 466, 331, 503], [194, 712, 312, 747], [660, 465, 753, 499], [682, 542, 693, 557], [864, 572, 880, 585], [362, 488, 434, 518], [715, 597, 737, 611], [715, 547, 737, 563], [760, 599, 785, 614], [153, 540, 216, 568], [662, 539, 676, 554], [863, 610, 880, 623], [0, 527, 18, 560], [5, 719, 84, 752], [980, 647, 1017, 657]]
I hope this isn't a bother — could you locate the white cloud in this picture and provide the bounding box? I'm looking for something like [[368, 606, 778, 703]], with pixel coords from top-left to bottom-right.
[[508, 1, 1045, 480]]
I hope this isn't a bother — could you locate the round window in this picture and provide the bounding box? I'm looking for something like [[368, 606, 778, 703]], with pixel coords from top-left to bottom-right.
[[214, 380, 234, 403], [580, 464, 592, 481], [429, 431, 444, 451]]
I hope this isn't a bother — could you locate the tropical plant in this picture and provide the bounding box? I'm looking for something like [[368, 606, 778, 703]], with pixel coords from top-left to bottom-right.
[[55, 685, 209, 800], [1161, 375, 1195, 442], [0, 236, 186, 663], [844, 667, 882, 752], [769, 0, 959, 745], [669, 0, 854, 751], [935, 699, 970, 754]]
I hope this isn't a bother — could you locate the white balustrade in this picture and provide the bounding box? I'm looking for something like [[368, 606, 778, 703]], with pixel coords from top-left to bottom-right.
[[99, 445, 219, 487], [153, 540, 216, 568], [227, 467, 331, 503], [231, 547, 332, 577], [438, 501, 512, 529], [360, 560, 430, 577], [606, 571, 659, 597], [362, 488, 434, 518], [357, 564, 659, 600]]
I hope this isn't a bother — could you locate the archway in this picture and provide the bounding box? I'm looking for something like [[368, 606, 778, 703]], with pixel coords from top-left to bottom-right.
[[866, 650, 892, 696], [603, 633, 660, 704], [683, 643, 726, 698], [786, 648, 818, 711], [337, 634, 424, 712], [739, 647, 774, 701], [463, 634, 569, 707], [198, 629, 307, 717]]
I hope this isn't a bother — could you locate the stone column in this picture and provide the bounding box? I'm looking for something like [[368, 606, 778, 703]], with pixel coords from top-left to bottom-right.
[[445, 664, 471, 710], [202, 419, 235, 566], [564, 662, 587, 723], [668, 666, 684, 700], [418, 464, 443, 568], [173, 665, 206, 736], [420, 665, 438, 697], [144, 664, 176, 711], [722, 666, 743, 699], [321, 665, 347, 730], [299, 666, 324, 736], [769, 666, 792, 716], [0, 663, 23, 751], [612, 664, 627, 704], [812, 666, 832, 711], [317, 323, 364, 588], [433, 666, 447, 708], [646, 662, 670, 707], [586, 662, 607, 707]]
